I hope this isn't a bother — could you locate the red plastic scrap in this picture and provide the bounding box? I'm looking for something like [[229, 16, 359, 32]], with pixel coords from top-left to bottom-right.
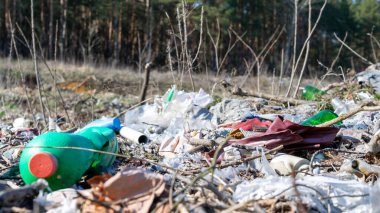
[[205, 117, 339, 163], [229, 117, 339, 150], [226, 118, 272, 131]]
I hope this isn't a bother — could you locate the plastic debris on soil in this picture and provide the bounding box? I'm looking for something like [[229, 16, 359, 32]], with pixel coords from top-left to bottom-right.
[[2, 65, 380, 212]]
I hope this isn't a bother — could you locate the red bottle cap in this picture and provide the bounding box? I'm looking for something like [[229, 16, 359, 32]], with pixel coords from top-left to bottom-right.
[[29, 152, 58, 178]]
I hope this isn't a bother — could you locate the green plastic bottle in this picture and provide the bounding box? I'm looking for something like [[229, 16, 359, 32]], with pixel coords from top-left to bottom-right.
[[19, 127, 118, 191], [302, 85, 326, 101], [301, 110, 342, 126]]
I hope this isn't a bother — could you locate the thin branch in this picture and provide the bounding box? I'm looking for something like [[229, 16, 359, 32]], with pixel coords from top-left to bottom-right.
[[368, 28, 378, 63], [30, 0, 47, 126], [229, 28, 259, 87], [217, 30, 241, 76], [177, 7, 185, 88], [289, 0, 327, 97], [9, 19, 34, 119], [33, 30, 72, 125], [367, 33, 380, 50], [167, 39, 176, 84], [20, 144, 193, 175], [207, 18, 221, 76], [164, 11, 180, 80], [293, 0, 312, 98], [232, 88, 316, 105], [286, 0, 299, 98], [317, 102, 380, 127], [277, 48, 285, 95], [320, 33, 347, 85], [191, 6, 204, 65], [334, 33, 373, 65]]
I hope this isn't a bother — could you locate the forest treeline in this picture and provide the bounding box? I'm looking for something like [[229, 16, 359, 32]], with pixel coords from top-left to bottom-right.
[[0, 0, 379, 76]]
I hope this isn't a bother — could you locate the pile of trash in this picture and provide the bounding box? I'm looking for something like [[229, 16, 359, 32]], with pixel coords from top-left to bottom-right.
[[1, 65, 380, 212]]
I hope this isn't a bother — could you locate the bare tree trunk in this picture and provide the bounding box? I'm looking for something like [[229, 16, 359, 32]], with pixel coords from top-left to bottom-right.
[[117, 7, 122, 60], [138, 0, 153, 93], [145, 0, 153, 64], [129, 2, 136, 61], [107, 2, 113, 62], [2, 0, 10, 52], [112, 0, 120, 66], [285, 0, 298, 97], [40, 0, 45, 56], [12, 0, 16, 27], [48, 0, 53, 59], [59, 0, 67, 62]]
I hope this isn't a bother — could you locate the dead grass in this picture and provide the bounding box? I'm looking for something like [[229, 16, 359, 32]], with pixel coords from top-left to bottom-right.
[[0, 58, 338, 97], [0, 58, 339, 126]]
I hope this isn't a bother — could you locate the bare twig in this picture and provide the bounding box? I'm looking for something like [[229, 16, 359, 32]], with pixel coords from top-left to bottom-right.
[[139, 63, 151, 103], [286, 0, 299, 98], [290, 0, 327, 98], [232, 89, 316, 106], [320, 33, 347, 85], [76, 191, 118, 211], [293, 0, 312, 98], [278, 48, 285, 95], [291, 170, 308, 213], [317, 102, 380, 127], [164, 11, 180, 78], [367, 130, 380, 153], [191, 6, 204, 66], [231, 27, 283, 90], [167, 39, 176, 84], [116, 97, 153, 118], [34, 34, 72, 125], [368, 28, 378, 63], [320, 193, 369, 200], [169, 170, 177, 208], [271, 68, 276, 95], [367, 32, 380, 50], [309, 148, 366, 172], [177, 7, 185, 88], [334, 33, 373, 65], [20, 145, 193, 175], [217, 30, 240, 76], [207, 19, 221, 76], [229, 28, 258, 87], [217, 145, 283, 170], [9, 19, 34, 119], [181, 0, 195, 91], [31, 0, 47, 126]]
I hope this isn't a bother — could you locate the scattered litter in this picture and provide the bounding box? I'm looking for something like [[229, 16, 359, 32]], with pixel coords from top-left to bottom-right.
[[2, 78, 380, 212], [269, 154, 310, 176], [80, 168, 169, 213], [301, 110, 340, 126], [340, 159, 380, 178], [331, 97, 357, 116], [19, 127, 118, 190], [227, 117, 339, 150], [356, 64, 380, 95], [233, 175, 371, 212], [302, 85, 326, 101], [119, 126, 148, 143]]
